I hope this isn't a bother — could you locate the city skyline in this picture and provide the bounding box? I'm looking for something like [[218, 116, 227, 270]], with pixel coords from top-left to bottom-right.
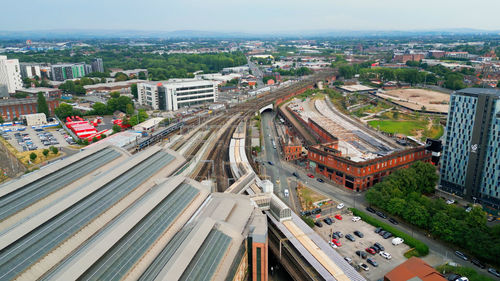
[[1, 0, 500, 33]]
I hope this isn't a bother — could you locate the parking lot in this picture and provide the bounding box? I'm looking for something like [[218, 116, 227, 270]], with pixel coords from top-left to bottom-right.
[[313, 210, 410, 281], [2, 127, 74, 152]]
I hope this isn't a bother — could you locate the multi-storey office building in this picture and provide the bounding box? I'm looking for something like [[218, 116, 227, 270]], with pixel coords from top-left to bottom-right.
[[440, 88, 500, 210], [137, 79, 218, 111], [0, 55, 23, 93]]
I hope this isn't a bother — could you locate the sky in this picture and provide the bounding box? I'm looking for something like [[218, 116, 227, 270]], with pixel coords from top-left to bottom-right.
[[2, 0, 500, 32]]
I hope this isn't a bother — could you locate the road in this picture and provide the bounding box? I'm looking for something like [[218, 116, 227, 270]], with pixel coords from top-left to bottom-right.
[[247, 58, 264, 89], [256, 111, 500, 280]]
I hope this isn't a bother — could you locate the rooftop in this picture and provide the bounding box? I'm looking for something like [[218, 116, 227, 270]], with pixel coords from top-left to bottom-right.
[[456, 87, 500, 97], [385, 257, 446, 281]]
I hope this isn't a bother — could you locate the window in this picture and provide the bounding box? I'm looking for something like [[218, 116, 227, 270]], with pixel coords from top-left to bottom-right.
[[256, 248, 262, 281]]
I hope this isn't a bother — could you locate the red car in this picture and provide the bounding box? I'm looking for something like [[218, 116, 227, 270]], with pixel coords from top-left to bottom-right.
[[365, 247, 376, 255], [334, 214, 343, 220], [331, 239, 342, 247], [307, 173, 314, 178]]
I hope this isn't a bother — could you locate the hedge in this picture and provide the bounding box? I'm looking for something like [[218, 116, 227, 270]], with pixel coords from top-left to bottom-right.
[[350, 208, 429, 256], [301, 216, 316, 228]]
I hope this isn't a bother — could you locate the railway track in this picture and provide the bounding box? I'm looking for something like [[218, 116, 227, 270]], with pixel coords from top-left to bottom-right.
[[193, 71, 333, 191]]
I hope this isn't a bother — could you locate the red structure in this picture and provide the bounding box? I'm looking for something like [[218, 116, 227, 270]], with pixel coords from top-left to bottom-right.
[[308, 142, 432, 191]]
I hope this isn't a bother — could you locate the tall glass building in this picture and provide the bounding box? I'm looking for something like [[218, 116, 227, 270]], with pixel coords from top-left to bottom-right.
[[440, 88, 500, 210]]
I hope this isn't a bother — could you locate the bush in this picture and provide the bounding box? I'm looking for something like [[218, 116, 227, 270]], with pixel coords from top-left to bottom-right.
[[350, 208, 429, 256], [436, 264, 495, 281], [301, 216, 316, 228]]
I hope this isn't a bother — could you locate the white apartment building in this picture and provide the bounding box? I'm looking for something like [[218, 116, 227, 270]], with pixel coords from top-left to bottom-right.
[[137, 79, 217, 111], [20, 63, 41, 79], [0, 56, 23, 93]]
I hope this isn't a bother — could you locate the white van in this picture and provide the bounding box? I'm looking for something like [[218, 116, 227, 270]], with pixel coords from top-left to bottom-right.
[[392, 237, 404, 245], [284, 189, 289, 197]]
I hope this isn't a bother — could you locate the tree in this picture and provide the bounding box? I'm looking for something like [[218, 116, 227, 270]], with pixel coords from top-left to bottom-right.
[[497, 80, 500, 88], [92, 136, 98, 142], [29, 152, 37, 162], [138, 72, 147, 80], [126, 103, 134, 116], [0, 115, 3, 124], [109, 91, 120, 99], [92, 102, 108, 115], [339, 65, 356, 79], [83, 139, 89, 145], [131, 83, 138, 99], [114, 72, 129, 82], [50, 146, 58, 154], [37, 92, 50, 116], [42, 149, 49, 158], [107, 96, 133, 113], [128, 109, 148, 126], [54, 103, 74, 119], [112, 124, 122, 133]]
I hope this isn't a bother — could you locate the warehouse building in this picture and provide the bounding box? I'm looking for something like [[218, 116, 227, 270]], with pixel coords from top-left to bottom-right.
[[137, 79, 218, 111], [0, 98, 59, 121], [0, 144, 267, 281]]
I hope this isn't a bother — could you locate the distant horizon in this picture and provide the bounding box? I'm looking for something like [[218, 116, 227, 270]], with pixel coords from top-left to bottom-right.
[[1, 0, 499, 34]]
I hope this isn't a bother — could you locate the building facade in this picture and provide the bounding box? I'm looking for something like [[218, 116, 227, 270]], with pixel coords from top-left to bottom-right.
[[308, 142, 432, 191], [440, 88, 500, 210], [20, 63, 41, 79], [51, 63, 86, 81], [0, 98, 59, 121], [137, 79, 218, 111], [0, 55, 23, 93], [91, 58, 104, 73]]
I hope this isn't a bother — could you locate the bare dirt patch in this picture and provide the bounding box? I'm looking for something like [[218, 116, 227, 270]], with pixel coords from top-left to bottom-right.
[[377, 89, 449, 113]]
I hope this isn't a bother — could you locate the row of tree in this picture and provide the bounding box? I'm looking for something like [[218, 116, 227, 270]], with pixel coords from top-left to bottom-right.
[[365, 161, 500, 267], [275, 67, 313, 76], [55, 93, 134, 119]]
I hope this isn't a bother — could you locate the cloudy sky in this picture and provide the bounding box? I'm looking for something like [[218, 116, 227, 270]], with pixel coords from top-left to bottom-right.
[[2, 0, 500, 32]]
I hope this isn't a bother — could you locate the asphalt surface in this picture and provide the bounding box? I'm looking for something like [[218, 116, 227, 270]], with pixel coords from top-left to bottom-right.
[[257, 110, 500, 280]]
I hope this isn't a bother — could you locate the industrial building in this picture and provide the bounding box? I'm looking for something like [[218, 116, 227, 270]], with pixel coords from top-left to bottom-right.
[[0, 55, 23, 94], [283, 98, 432, 191], [137, 79, 218, 111], [0, 98, 59, 121], [440, 88, 500, 211], [20, 112, 47, 126], [0, 144, 268, 281]]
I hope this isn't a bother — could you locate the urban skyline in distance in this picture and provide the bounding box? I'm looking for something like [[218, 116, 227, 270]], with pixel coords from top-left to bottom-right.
[[1, 0, 500, 33]]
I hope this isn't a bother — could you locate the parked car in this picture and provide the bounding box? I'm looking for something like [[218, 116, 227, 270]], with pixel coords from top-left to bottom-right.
[[366, 207, 376, 213], [300, 210, 311, 216], [292, 172, 299, 178], [351, 216, 361, 222], [337, 203, 344, 209], [333, 231, 343, 238], [470, 259, 485, 269], [323, 217, 333, 225], [345, 234, 356, 242], [383, 232, 393, 239], [315, 220, 323, 227], [488, 268, 500, 278], [356, 250, 367, 259], [367, 258, 378, 267], [354, 230, 364, 238], [307, 173, 314, 178], [331, 232, 340, 239], [379, 230, 387, 236], [374, 242, 385, 251], [447, 274, 461, 281], [370, 246, 380, 253], [392, 237, 404, 245], [365, 247, 376, 255], [380, 251, 392, 259], [388, 218, 399, 225], [376, 211, 387, 219], [446, 199, 455, 205], [331, 239, 342, 247], [311, 208, 321, 214], [359, 263, 369, 271], [316, 178, 324, 183], [374, 227, 383, 233], [334, 214, 343, 220], [268, 161, 274, 165], [454, 251, 468, 261], [344, 257, 352, 264]]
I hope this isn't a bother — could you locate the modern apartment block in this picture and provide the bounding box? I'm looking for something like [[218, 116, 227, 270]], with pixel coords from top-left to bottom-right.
[[50, 63, 86, 81], [19, 63, 41, 79], [137, 79, 218, 111], [0, 55, 23, 93], [91, 57, 104, 73], [440, 88, 500, 210]]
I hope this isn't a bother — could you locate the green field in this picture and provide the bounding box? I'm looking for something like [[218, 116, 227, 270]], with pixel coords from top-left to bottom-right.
[[368, 120, 427, 135]]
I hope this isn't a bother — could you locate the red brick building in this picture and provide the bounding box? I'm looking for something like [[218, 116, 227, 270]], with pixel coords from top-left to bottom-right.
[[0, 98, 60, 121], [393, 53, 425, 63], [308, 142, 432, 191]]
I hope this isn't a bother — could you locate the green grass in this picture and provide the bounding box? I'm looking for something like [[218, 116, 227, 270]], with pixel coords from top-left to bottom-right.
[[422, 125, 444, 141], [350, 208, 429, 256], [368, 120, 427, 135]]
